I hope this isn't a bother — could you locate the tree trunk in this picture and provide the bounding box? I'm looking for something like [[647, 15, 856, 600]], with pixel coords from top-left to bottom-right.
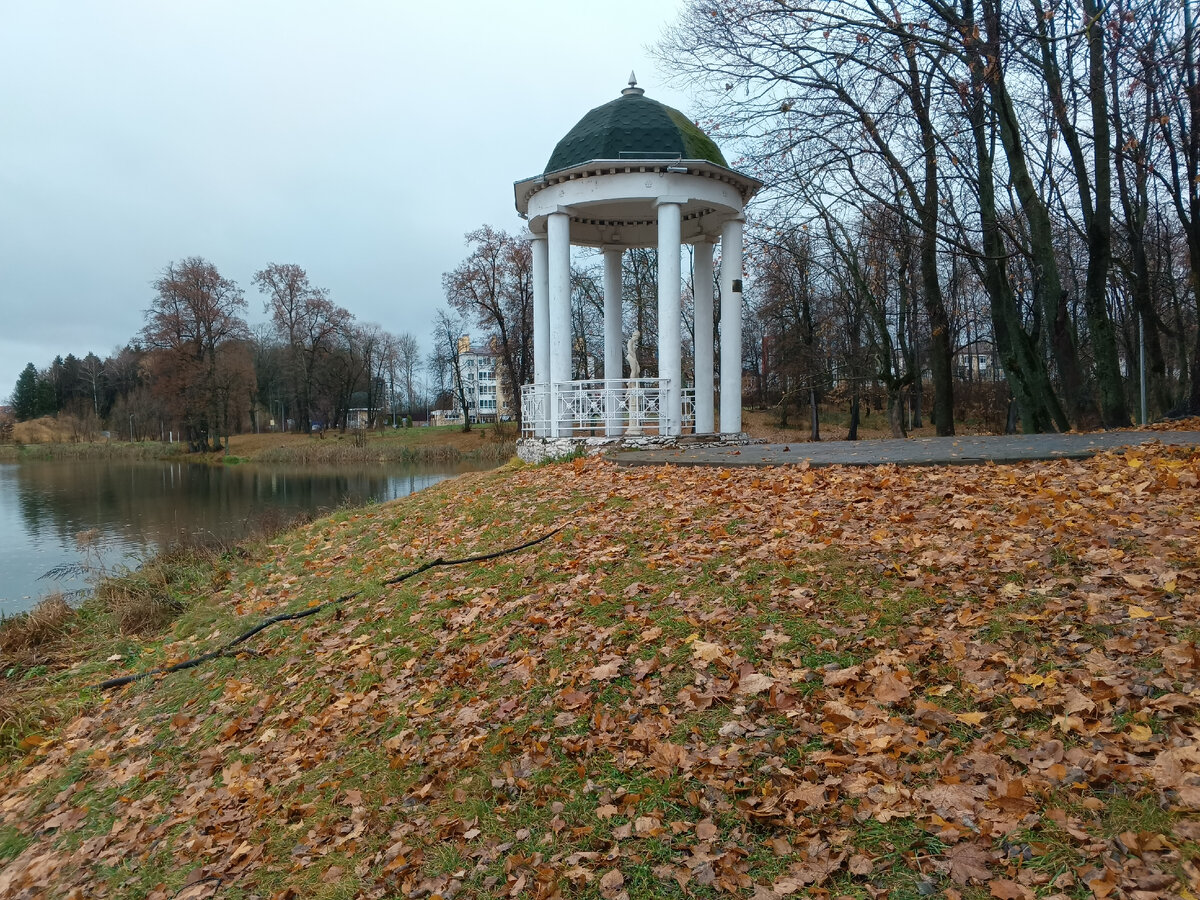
[[983, 0, 1093, 426], [920, 214, 954, 435], [911, 357, 923, 429], [965, 0, 1069, 432], [1081, 0, 1131, 426], [888, 387, 907, 438]]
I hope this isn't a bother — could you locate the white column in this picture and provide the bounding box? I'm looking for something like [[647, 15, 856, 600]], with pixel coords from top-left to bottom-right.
[[719, 217, 744, 435], [531, 233, 549, 437], [693, 239, 715, 434], [603, 246, 623, 437], [657, 201, 683, 436], [547, 210, 572, 437]]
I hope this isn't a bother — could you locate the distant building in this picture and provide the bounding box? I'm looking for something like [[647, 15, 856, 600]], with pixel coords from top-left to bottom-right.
[[453, 336, 513, 423], [345, 408, 374, 429], [344, 387, 384, 429], [955, 347, 999, 381], [429, 408, 462, 427]]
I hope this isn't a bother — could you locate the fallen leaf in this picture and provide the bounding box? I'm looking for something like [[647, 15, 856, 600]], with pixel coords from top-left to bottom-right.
[[1126, 723, 1154, 742], [692, 640, 725, 662], [873, 672, 911, 703], [599, 868, 625, 899], [989, 879, 1034, 899], [941, 843, 993, 885], [738, 673, 775, 695], [588, 660, 622, 681]]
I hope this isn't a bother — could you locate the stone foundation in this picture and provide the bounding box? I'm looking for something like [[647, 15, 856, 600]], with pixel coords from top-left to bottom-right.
[[517, 433, 759, 464]]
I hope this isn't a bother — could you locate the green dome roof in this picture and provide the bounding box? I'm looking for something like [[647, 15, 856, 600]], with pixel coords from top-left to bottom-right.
[[545, 86, 727, 174]]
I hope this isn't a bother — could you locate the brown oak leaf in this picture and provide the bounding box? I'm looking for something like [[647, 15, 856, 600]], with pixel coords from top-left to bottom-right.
[[940, 843, 993, 885]]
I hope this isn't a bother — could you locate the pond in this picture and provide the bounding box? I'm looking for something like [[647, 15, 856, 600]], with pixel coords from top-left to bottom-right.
[[0, 458, 493, 617]]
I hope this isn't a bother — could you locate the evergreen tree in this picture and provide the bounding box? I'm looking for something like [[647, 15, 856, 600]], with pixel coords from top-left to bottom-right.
[[11, 363, 39, 420]]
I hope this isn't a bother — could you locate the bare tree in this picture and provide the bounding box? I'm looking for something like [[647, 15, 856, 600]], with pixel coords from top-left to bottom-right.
[[1144, 0, 1200, 413], [253, 263, 351, 432], [752, 226, 825, 439], [433, 310, 471, 432], [78, 352, 105, 417], [660, 0, 957, 433], [443, 227, 533, 427], [395, 332, 420, 421]]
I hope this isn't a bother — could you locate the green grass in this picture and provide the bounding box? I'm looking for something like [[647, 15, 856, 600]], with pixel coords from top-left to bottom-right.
[[0, 824, 32, 864], [1098, 794, 1173, 837]]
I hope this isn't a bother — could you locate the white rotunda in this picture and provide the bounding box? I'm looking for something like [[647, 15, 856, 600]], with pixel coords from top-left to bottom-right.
[[514, 75, 761, 449]]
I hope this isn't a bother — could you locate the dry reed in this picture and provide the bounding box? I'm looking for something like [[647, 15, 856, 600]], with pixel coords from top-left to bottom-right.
[[0, 594, 75, 670], [253, 441, 514, 466]]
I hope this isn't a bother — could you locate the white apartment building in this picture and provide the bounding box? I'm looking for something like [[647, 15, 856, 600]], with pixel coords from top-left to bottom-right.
[[454, 336, 512, 423]]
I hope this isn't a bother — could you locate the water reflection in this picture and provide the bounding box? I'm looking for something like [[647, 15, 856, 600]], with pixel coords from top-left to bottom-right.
[[0, 459, 488, 616]]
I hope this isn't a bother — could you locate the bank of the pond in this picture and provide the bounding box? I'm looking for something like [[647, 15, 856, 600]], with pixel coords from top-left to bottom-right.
[[0, 423, 518, 466], [0, 457, 496, 616], [0, 508, 311, 765], [2, 450, 1198, 899], [0, 441, 186, 462]]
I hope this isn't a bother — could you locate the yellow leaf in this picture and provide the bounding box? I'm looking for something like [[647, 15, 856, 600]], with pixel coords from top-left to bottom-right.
[[1128, 605, 1155, 619], [1127, 723, 1153, 742], [955, 711, 987, 726], [1010, 673, 1045, 686]]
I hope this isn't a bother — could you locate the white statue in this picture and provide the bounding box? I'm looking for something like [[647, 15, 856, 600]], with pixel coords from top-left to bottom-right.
[[625, 329, 640, 380], [625, 329, 642, 435]]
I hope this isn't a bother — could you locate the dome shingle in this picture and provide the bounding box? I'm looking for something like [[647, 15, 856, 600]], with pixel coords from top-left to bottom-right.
[[545, 89, 727, 174]]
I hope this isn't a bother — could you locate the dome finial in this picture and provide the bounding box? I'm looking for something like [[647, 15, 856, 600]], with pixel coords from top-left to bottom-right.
[[622, 71, 645, 97]]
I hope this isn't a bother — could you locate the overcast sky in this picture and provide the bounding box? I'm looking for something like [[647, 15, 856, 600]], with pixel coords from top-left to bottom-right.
[[0, 0, 699, 399]]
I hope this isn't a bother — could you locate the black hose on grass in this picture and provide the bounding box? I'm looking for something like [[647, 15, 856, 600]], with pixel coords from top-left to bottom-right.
[[95, 526, 564, 690]]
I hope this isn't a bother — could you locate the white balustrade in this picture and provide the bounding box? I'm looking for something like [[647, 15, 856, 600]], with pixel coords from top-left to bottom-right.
[[520, 380, 695, 438]]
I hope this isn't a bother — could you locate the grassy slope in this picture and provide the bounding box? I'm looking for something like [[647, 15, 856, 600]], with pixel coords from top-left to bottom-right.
[[1, 449, 1198, 899]]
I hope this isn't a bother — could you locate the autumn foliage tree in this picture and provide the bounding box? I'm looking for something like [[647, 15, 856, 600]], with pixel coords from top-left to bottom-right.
[[141, 257, 251, 451]]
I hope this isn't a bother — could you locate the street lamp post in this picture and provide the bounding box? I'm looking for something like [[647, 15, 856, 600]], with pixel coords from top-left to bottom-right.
[[1139, 310, 1148, 425]]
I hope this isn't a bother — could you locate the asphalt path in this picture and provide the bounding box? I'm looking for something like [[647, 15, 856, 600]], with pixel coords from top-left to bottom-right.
[[611, 430, 1200, 468]]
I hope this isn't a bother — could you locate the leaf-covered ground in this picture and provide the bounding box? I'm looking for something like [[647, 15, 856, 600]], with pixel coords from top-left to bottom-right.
[[2, 447, 1199, 900]]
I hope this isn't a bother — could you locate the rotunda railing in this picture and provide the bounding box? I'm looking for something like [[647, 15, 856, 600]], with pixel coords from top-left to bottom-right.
[[520, 380, 695, 438]]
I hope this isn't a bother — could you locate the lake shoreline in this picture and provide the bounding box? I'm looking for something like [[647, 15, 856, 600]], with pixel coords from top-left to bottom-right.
[[0, 455, 502, 617], [0, 433, 516, 466]]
